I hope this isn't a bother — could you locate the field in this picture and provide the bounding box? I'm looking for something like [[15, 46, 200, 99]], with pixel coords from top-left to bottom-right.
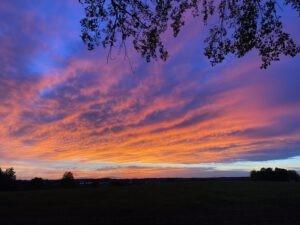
[[1, 180, 300, 225]]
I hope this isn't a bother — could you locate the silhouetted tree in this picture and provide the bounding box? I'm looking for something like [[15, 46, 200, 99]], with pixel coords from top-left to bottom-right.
[[0, 167, 16, 190], [30, 177, 45, 189], [79, 0, 300, 68], [250, 167, 300, 181], [287, 169, 300, 181], [61, 171, 75, 188]]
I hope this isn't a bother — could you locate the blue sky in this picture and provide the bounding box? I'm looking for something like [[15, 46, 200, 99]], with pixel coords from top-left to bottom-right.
[[0, 0, 300, 179]]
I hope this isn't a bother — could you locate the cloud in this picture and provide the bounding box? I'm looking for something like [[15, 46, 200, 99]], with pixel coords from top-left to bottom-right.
[[0, 0, 300, 179]]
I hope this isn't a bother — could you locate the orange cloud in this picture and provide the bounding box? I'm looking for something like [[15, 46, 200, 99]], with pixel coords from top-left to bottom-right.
[[1, 0, 300, 179]]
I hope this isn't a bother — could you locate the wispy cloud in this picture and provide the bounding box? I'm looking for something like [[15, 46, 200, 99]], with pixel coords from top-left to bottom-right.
[[0, 0, 300, 179]]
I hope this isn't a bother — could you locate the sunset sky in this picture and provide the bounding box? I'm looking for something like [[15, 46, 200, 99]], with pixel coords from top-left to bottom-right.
[[1, 0, 300, 179]]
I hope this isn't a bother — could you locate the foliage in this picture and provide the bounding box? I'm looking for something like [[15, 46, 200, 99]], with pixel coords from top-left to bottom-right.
[[61, 171, 75, 188], [0, 167, 16, 190], [250, 167, 300, 181], [79, 0, 300, 68]]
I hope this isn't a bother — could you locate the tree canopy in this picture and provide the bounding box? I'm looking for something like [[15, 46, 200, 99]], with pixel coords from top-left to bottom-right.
[[250, 167, 300, 181], [61, 171, 75, 187], [0, 167, 16, 190], [79, 0, 300, 68]]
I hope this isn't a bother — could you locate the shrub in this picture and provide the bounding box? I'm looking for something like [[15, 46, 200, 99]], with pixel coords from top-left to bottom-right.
[[30, 177, 45, 189]]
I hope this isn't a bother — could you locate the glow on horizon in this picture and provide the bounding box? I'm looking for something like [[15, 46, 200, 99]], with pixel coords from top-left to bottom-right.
[[1, 157, 300, 180]]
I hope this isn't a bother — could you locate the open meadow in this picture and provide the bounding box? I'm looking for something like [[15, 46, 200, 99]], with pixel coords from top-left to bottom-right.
[[1, 180, 300, 225]]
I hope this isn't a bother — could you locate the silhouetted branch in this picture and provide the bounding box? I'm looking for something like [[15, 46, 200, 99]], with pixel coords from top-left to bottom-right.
[[79, 1, 299, 68]]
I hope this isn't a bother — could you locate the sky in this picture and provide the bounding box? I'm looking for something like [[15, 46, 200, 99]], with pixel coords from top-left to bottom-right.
[[0, 0, 300, 179]]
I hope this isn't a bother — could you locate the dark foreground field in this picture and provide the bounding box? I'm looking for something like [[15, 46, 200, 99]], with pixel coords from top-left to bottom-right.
[[1, 181, 300, 225]]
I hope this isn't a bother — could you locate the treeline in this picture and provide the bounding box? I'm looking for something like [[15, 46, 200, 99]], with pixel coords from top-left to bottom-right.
[[250, 167, 300, 181], [1, 166, 300, 191], [0, 168, 76, 190], [29, 171, 76, 189]]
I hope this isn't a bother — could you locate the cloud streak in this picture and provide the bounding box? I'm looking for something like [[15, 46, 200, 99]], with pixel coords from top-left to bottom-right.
[[0, 0, 300, 179]]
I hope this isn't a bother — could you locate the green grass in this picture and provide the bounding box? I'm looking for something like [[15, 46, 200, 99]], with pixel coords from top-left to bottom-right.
[[1, 181, 300, 225]]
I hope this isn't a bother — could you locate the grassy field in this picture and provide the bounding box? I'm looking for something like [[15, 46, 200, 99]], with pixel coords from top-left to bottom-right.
[[1, 180, 300, 225]]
